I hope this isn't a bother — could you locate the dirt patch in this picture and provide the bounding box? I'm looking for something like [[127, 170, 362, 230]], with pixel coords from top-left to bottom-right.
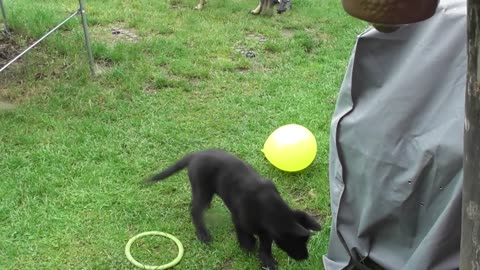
[[281, 29, 295, 39], [94, 60, 114, 75], [0, 100, 16, 111], [233, 46, 257, 58], [143, 83, 158, 94], [233, 32, 268, 58], [0, 32, 22, 69], [246, 32, 268, 44], [0, 85, 12, 101], [282, 28, 330, 43], [219, 258, 234, 270], [90, 23, 140, 46], [111, 27, 139, 41], [169, 0, 185, 9], [305, 27, 330, 43], [0, 33, 20, 106], [0, 82, 50, 104]]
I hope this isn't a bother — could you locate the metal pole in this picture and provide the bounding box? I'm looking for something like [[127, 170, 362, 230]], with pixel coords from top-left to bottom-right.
[[0, 10, 79, 73], [460, 0, 480, 269], [0, 0, 9, 34], [78, 0, 95, 76]]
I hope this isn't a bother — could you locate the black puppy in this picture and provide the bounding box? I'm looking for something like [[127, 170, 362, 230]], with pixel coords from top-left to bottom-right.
[[144, 149, 321, 270]]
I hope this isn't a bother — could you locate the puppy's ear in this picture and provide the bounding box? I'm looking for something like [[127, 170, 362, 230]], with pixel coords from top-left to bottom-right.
[[294, 210, 322, 231]]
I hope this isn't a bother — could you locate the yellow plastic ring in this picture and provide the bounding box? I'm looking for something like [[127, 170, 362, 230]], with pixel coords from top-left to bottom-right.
[[125, 231, 184, 270]]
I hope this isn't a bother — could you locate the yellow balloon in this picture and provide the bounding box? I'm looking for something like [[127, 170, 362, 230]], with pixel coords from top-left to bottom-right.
[[262, 124, 317, 172]]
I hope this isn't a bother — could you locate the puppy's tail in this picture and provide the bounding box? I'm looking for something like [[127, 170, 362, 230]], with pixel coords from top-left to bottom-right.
[[142, 154, 193, 187]]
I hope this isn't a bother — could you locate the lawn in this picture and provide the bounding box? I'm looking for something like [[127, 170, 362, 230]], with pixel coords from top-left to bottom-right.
[[0, 0, 365, 269]]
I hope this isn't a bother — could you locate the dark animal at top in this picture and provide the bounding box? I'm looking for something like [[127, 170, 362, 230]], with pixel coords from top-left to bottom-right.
[[194, 0, 292, 15], [250, 0, 292, 15], [143, 149, 321, 270]]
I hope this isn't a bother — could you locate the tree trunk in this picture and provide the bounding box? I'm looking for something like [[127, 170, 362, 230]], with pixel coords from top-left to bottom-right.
[[461, 1, 480, 269]]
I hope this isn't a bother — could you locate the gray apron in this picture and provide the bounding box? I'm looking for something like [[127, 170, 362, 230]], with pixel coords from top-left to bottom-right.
[[324, 0, 466, 269]]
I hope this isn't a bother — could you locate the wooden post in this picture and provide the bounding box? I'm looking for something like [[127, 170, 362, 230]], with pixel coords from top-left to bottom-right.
[[461, 0, 480, 269]]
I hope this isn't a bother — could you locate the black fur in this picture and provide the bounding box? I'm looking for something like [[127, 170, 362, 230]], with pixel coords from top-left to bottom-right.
[[143, 149, 321, 270]]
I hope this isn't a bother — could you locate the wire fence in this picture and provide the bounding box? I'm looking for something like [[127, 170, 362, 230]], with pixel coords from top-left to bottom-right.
[[0, 0, 95, 75]]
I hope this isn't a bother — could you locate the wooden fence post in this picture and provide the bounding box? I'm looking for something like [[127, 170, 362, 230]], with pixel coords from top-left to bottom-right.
[[460, 0, 480, 269]]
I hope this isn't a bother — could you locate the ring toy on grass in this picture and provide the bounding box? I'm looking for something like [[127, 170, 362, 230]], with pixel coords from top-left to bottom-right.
[[125, 231, 184, 270]]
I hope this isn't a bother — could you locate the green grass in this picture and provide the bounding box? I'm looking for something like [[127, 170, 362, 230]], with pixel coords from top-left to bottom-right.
[[0, 0, 366, 269]]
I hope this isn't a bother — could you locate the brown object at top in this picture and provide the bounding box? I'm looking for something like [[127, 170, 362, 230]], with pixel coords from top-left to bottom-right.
[[341, 0, 440, 25]]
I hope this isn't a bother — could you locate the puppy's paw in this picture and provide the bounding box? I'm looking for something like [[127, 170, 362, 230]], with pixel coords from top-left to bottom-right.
[[194, 4, 204, 10], [260, 261, 277, 270], [196, 230, 212, 243], [260, 255, 277, 270]]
